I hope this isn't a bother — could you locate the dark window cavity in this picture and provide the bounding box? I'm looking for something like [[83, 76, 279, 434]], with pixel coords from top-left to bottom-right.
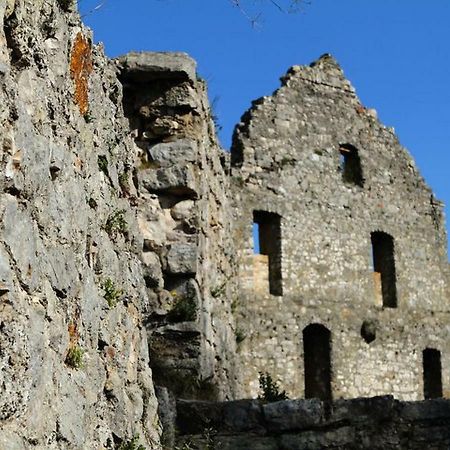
[[371, 231, 398, 308], [253, 211, 283, 296], [423, 348, 443, 399], [339, 144, 364, 187], [303, 324, 332, 401], [361, 320, 377, 344]]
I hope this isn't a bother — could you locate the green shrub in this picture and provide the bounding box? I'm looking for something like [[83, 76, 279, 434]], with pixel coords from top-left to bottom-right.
[[105, 209, 127, 237], [65, 345, 84, 369], [258, 372, 288, 402], [167, 294, 197, 322], [102, 278, 122, 307], [98, 155, 109, 177], [235, 329, 246, 344], [118, 171, 130, 193], [118, 435, 145, 450]]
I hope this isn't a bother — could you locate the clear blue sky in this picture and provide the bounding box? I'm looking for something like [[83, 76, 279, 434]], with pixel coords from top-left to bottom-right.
[[81, 0, 450, 246]]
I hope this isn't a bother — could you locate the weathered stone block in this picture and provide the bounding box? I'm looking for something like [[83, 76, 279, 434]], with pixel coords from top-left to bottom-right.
[[263, 399, 324, 432], [142, 250, 163, 289], [401, 399, 450, 421], [222, 400, 265, 433], [166, 243, 198, 275], [171, 199, 196, 221], [216, 435, 278, 450], [140, 165, 198, 198], [149, 139, 198, 167], [117, 51, 197, 83], [279, 426, 356, 449], [330, 396, 396, 424]]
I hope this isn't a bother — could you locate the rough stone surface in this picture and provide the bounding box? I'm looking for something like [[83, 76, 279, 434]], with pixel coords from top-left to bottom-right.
[[118, 51, 239, 402], [0, 1, 159, 448], [1, 2, 450, 448], [230, 54, 450, 401], [176, 397, 450, 449], [116, 51, 197, 83]]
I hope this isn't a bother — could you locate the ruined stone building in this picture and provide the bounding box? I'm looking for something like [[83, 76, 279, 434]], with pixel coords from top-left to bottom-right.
[[229, 54, 450, 402], [1, 1, 450, 449]]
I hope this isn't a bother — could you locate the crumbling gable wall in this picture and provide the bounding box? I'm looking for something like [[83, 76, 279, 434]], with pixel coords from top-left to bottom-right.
[[230, 54, 450, 401]]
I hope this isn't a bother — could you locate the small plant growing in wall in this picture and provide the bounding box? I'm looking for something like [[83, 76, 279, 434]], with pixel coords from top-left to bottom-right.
[[174, 441, 195, 450], [98, 155, 109, 177], [102, 278, 122, 308], [84, 110, 94, 123], [210, 281, 227, 298], [65, 345, 84, 369], [105, 209, 128, 238], [235, 328, 247, 345], [118, 435, 146, 450], [118, 171, 130, 193], [258, 372, 288, 402], [167, 293, 197, 322]]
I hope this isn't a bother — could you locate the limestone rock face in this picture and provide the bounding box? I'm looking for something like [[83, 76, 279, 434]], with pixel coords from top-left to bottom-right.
[[0, 1, 159, 448]]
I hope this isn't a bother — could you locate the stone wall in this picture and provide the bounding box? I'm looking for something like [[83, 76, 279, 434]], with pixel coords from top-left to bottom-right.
[[116, 52, 238, 402], [175, 396, 450, 449], [1, 1, 450, 448], [230, 54, 450, 400]]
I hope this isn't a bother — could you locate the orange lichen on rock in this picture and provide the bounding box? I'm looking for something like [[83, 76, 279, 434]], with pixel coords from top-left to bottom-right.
[[70, 32, 93, 115]]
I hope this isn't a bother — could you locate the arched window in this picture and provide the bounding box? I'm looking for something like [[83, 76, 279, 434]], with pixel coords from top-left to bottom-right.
[[371, 231, 398, 308], [423, 348, 443, 399], [339, 144, 364, 187], [303, 324, 332, 401]]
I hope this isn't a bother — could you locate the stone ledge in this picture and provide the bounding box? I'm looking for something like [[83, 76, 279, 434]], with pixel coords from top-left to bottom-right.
[[116, 51, 197, 83]]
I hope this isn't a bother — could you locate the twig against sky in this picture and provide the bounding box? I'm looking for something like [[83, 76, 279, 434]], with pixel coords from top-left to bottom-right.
[[230, 0, 309, 26], [78, 0, 108, 18]]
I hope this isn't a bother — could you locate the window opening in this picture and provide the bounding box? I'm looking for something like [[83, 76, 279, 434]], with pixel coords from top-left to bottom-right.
[[423, 348, 443, 399], [339, 144, 364, 187], [253, 211, 282, 296], [371, 231, 398, 308], [303, 324, 332, 401]]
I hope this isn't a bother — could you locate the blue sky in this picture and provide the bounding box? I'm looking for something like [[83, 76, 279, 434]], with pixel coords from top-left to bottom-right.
[[81, 0, 450, 244]]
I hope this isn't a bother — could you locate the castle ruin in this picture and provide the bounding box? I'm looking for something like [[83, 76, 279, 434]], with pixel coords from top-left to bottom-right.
[[0, 2, 450, 449]]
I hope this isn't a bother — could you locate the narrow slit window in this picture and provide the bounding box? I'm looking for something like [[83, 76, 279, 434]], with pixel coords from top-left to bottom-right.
[[339, 144, 364, 187], [423, 348, 443, 399], [371, 231, 398, 308], [253, 211, 282, 296]]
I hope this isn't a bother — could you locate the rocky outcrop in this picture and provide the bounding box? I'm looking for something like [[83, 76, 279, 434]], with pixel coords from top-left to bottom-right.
[[0, 1, 159, 448]]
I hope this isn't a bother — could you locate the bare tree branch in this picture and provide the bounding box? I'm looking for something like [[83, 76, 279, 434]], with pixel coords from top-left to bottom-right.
[[78, 0, 108, 18], [230, 0, 308, 26]]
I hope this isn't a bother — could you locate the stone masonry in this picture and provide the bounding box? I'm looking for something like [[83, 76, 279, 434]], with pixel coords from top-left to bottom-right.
[[175, 396, 450, 449], [116, 52, 238, 402], [230, 54, 450, 401]]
